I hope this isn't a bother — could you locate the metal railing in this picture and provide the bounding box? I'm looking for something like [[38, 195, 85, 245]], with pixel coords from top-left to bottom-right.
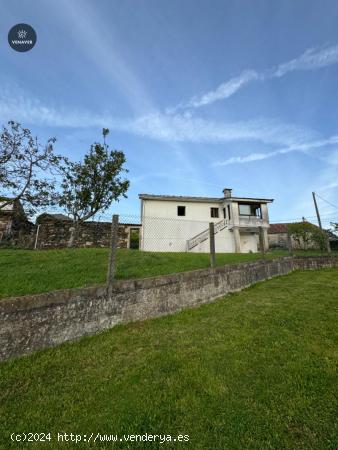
[[186, 218, 228, 251]]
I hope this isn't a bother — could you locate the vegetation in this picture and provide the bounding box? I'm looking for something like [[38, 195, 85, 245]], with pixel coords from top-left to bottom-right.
[[58, 128, 129, 246], [287, 221, 328, 251], [0, 121, 60, 214], [0, 123, 129, 247], [0, 269, 337, 449], [0, 248, 331, 299]]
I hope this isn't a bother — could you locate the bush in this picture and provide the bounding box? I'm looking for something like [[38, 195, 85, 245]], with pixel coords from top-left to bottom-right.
[[287, 222, 328, 251]]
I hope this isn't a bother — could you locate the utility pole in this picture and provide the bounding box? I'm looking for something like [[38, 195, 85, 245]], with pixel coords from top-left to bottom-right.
[[312, 192, 322, 229], [312, 192, 331, 253]]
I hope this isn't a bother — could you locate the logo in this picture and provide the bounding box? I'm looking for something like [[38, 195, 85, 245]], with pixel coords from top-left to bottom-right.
[[8, 24, 37, 52]]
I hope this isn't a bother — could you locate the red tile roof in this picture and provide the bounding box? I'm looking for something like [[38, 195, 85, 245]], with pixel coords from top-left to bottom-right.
[[269, 221, 320, 234], [269, 223, 288, 234]]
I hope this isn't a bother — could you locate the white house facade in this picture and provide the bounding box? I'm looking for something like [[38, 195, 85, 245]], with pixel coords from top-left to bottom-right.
[[139, 188, 273, 253]]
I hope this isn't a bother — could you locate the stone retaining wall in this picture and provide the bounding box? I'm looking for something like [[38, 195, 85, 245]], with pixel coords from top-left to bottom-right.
[[1, 256, 337, 362]]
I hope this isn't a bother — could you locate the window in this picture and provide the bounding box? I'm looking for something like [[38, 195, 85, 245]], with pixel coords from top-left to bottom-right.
[[210, 207, 219, 218], [238, 203, 261, 217], [227, 205, 231, 220], [177, 206, 186, 216], [239, 204, 251, 215]]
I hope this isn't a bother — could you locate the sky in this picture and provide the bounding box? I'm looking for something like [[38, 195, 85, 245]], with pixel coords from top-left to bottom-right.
[[1, 0, 338, 226]]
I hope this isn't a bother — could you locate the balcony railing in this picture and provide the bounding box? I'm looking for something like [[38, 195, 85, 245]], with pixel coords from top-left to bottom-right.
[[238, 216, 264, 227], [186, 218, 228, 251]]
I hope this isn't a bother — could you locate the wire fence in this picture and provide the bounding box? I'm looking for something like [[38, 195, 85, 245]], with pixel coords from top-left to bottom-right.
[[0, 209, 337, 299]]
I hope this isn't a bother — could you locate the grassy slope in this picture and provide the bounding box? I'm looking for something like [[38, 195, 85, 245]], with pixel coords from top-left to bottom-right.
[[1, 269, 337, 449], [0, 248, 330, 299]]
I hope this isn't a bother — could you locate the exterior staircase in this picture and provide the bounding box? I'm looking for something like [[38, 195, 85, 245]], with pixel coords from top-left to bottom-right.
[[186, 218, 228, 251]]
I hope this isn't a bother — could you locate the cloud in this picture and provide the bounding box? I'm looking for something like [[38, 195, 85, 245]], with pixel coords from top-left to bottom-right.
[[123, 113, 318, 147], [177, 70, 260, 110], [213, 136, 338, 166], [175, 44, 338, 110], [273, 44, 338, 77], [0, 86, 318, 149]]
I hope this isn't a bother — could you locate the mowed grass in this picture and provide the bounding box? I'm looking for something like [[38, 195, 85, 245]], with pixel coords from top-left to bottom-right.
[[0, 269, 337, 449], [0, 247, 330, 299]]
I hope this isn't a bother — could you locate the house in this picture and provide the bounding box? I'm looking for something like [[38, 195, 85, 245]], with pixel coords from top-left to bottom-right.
[[0, 199, 32, 241], [269, 221, 338, 249], [139, 188, 273, 253], [268, 223, 291, 248]]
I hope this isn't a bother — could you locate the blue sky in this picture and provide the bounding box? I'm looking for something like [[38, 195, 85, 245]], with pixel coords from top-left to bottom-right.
[[1, 0, 338, 225]]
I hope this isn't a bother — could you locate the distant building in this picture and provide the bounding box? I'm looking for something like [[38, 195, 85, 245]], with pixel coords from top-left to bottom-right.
[[0, 199, 32, 241], [268, 221, 338, 249], [268, 223, 291, 248], [139, 188, 273, 253]]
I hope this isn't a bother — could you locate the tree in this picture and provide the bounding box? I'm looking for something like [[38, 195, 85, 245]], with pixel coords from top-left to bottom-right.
[[58, 128, 129, 247], [0, 121, 60, 215], [287, 221, 327, 251]]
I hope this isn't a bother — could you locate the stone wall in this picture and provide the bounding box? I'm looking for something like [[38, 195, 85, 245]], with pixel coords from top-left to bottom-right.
[[33, 219, 141, 249], [1, 256, 337, 362]]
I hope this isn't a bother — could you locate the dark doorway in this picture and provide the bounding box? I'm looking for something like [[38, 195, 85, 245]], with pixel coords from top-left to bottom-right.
[[129, 228, 140, 249]]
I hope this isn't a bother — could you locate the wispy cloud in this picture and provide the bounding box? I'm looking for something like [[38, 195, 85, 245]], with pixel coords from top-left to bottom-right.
[[174, 44, 338, 110], [213, 136, 338, 166], [124, 113, 317, 147], [171, 70, 260, 111], [273, 44, 338, 77], [0, 87, 318, 149]]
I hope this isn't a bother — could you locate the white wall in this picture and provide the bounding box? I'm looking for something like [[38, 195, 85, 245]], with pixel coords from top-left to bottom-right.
[[141, 216, 209, 252], [240, 233, 258, 253], [140, 198, 265, 253], [190, 228, 236, 253], [141, 199, 224, 252], [142, 199, 225, 221]]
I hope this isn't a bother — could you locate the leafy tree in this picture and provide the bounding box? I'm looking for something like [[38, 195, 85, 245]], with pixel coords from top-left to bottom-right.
[[287, 221, 328, 251], [58, 129, 129, 247], [311, 228, 330, 252], [0, 121, 60, 215]]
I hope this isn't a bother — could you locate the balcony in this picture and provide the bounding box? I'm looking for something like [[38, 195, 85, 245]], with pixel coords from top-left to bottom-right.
[[238, 215, 264, 229]]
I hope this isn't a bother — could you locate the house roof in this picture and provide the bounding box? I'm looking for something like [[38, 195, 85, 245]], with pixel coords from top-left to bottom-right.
[[269, 223, 288, 234], [0, 202, 14, 212], [139, 194, 274, 203], [0, 198, 23, 213], [268, 222, 338, 240]]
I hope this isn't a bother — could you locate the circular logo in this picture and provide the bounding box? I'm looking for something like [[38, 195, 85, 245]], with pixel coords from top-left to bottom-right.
[[8, 24, 37, 52]]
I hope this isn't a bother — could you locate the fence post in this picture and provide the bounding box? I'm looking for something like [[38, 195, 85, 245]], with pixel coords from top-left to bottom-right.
[[287, 230, 293, 255], [258, 226, 266, 258], [106, 214, 119, 297], [209, 222, 216, 268], [326, 234, 332, 255], [34, 224, 40, 250]]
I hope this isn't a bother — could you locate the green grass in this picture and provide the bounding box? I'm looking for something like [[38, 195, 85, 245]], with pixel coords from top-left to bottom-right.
[[0, 247, 332, 299], [1, 269, 337, 449]]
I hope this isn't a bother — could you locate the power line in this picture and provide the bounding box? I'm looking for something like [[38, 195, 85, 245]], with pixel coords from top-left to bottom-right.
[[316, 193, 338, 211]]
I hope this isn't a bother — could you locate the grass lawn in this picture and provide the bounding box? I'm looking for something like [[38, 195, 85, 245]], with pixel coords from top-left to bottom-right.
[[0, 269, 337, 449], [0, 247, 332, 299]]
